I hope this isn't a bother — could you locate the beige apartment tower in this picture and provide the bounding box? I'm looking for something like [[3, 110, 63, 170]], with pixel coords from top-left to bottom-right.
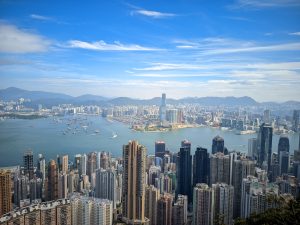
[[0, 170, 12, 217], [122, 140, 149, 225]]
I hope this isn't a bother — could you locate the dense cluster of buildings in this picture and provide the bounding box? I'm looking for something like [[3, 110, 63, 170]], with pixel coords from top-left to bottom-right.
[[1, 126, 300, 225]]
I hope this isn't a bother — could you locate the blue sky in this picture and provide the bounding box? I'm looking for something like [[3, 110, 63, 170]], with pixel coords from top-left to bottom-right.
[[0, 0, 300, 101]]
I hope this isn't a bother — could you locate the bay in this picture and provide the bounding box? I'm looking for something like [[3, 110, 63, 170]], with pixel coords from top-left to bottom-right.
[[0, 115, 299, 167]]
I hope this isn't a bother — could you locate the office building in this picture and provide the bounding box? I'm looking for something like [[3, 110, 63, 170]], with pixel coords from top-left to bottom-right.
[[159, 93, 167, 124], [23, 151, 34, 180], [80, 154, 87, 176], [166, 109, 178, 124], [176, 140, 192, 202], [278, 136, 290, 155], [157, 194, 173, 225], [263, 109, 271, 124], [209, 152, 230, 185], [145, 185, 160, 225], [212, 183, 234, 225], [257, 123, 273, 171], [292, 110, 300, 132], [193, 183, 214, 225], [0, 170, 12, 217], [47, 160, 58, 201], [61, 155, 69, 174], [212, 136, 227, 155], [37, 154, 46, 181], [155, 141, 166, 159], [87, 152, 97, 182], [193, 147, 209, 186], [279, 151, 289, 175], [248, 138, 257, 159], [14, 174, 29, 206], [122, 140, 149, 224], [172, 195, 188, 225]]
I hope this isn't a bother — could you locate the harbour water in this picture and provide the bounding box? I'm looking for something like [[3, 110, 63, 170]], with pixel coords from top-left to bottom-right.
[[0, 115, 299, 167]]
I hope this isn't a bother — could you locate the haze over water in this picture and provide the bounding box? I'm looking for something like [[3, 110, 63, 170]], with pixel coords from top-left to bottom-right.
[[0, 115, 299, 167]]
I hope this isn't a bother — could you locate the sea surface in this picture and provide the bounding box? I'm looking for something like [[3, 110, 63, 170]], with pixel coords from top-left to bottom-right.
[[0, 115, 299, 167]]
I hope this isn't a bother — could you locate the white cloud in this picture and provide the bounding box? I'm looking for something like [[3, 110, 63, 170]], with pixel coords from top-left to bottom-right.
[[30, 14, 54, 21], [289, 32, 300, 36], [0, 22, 50, 53], [132, 9, 176, 18], [67, 40, 160, 51], [231, 0, 300, 8]]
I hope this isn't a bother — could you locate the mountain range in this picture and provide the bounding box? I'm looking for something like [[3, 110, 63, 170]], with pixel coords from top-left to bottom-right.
[[0, 87, 299, 108]]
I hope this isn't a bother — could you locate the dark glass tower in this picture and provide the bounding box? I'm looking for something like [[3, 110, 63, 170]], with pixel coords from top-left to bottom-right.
[[257, 123, 273, 171], [212, 135, 225, 154], [293, 110, 300, 132], [193, 147, 209, 186], [278, 136, 290, 155], [23, 151, 34, 180], [176, 140, 192, 203], [155, 141, 166, 158]]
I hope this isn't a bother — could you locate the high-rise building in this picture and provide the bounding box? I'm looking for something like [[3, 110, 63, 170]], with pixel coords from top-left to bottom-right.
[[172, 195, 188, 225], [209, 152, 230, 185], [176, 140, 192, 203], [70, 194, 113, 225], [263, 109, 271, 124], [166, 109, 178, 124], [0, 170, 12, 217], [95, 168, 117, 209], [37, 154, 46, 181], [257, 123, 273, 171], [278, 136, 289, 156], [29, 177, 42, 202], [193, 147, 209, 186], [292, 110, 300, 132], [159, 93, 167, 124], [212, 136, 226, 155], [122, 140, 149, 224], [47, 160, 58, 201], [212, 183, 234, 225], [87, 152, 97, 182], [100, 151, 110, 169], [155, 141, 166, 158], [58, 173, 68, 199], [14, 174, 29, 206], [80, 154, 87, 176], [231, 158, 255, 219], [192, 183, 214, 225], [145, 185, 160, 225], [248, 138, 257, 159], [23, 150, 34, 179], [61, 155, 69, 174], [279, 151, 289, 175], [157, 194, 173, 225]]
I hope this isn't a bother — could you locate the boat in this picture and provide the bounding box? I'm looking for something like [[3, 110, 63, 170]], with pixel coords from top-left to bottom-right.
[[94, 129, 100, 134], [111, 132, 117, 138]]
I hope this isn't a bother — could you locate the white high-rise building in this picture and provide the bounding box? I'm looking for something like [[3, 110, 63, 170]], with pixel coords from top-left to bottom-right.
[[70, 194, 113, 225], [193, 183, 214, 225], [80, 154, 87, 176], [58, 173, 68, 199]]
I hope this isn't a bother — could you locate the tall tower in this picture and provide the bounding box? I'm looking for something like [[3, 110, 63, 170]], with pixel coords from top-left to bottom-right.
[[0, 170, 12, 216], [257, 123, 273, 171], [159, 93, 167, 124], [145, 185, 160, 225], [24, 150, 34, 179], [87, 152, 97, 181], [193, 147, 209, 186], [209, 152, 230, 185], [278, 135, 290, 155], [61, 155, 69, 174], [155, 141, 166, 158], [47, 160, 58, 201], [212, 136, 226, 154], [172, 195, 188, 225], [122, 140, 149, 224], [292, 110, 300, 132], [192, 183, 214, 225], [176, 140, 192, 203], [157, 194, 173, 225]]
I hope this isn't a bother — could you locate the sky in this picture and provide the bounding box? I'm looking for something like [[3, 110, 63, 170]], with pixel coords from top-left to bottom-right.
[[0, 0, 300, 102]]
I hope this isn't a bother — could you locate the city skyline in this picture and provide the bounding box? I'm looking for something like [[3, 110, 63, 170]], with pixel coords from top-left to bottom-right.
[[1, 1, 300, 101]]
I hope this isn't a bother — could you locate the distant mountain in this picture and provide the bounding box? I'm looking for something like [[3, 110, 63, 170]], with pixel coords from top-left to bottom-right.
[[0, 87, 299, 108]]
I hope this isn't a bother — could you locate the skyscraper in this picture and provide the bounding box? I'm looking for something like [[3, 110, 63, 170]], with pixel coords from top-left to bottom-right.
[[61, 155, 69, 174], [257, 123, 273, 171], [212, 136, 226, 154], [155, 141, 166, 158], [209, 152, 230, 185], [212, 183, 234, 225], [248, 138, 257, 159], [122, 140, 149, 224], [145, 185, 160, 225], [0, 170, 12, 217], [47, 160, 58, 201], [176, 140, 192, 203], [87, 152, 97, 182], [159, 93, 167, 125], [157, 194, 173, 225], [292, 110, 300, 132], [37, 154, 46, 181], [279, 151, 289, 175], [95, 168, 117, 209], [263, 109, 271, 124], [193, 183, 214, 225], [278, 135, 290, 155], [172, 195, 188, 225], [193, 147, 209, 186], [80, 154, 87, 176], [23, 150, 34, 179]]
